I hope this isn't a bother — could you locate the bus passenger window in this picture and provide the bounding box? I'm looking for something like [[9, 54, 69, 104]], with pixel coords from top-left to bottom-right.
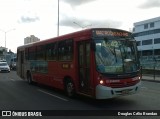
[[58, 39, 73, 61], [28, 47, 36, 60], [36, 45, 45, 60], [46, 43, 57, 60]]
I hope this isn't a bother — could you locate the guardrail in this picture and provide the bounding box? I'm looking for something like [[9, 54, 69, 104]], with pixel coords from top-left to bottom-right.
[[141, 61, 160, 81]]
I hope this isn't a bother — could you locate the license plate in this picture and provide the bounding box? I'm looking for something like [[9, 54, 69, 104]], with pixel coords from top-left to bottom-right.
[[122, 89, 129, 95]]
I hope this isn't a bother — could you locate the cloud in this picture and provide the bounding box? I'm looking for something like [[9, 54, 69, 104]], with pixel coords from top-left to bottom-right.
[[19, 16, 40, 23], [60, 15, 122, 29], [139, 0, 160, 9], [61, 0, 96, 7]]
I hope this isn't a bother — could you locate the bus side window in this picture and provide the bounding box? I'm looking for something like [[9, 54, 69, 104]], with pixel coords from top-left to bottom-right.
[[36, 45, 45, 60], [58, 41, 65, 60], [65, 39, 73, 60], [46, 44, 52, 60], [28, 47, 36, 60], [46, 42, 57, 60], [58, 39, 73, 61]]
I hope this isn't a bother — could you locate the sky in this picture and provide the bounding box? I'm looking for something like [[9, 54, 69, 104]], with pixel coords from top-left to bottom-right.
[[0, 0, 160, 53]]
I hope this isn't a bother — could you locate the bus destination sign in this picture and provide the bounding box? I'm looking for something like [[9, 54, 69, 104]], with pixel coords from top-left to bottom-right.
[[93, 30, 129, 37]]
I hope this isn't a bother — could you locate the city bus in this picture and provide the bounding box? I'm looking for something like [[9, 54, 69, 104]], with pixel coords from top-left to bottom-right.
[[17, 28, 141, 99]]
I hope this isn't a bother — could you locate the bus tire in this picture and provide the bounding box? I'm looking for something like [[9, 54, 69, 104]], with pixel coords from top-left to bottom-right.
[[27, 72, 33, 84], [65, 79, 75, 97]]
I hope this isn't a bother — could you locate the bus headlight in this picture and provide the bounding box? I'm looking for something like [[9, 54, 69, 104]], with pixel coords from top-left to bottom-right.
[[99, 80, 104, 85], [138, 76, 141, 80]]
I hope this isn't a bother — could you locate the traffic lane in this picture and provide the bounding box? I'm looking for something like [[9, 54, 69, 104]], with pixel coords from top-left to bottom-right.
[[0, 72, 67, 110], [0, 73, 160, 118], [141, 81, 160, 92], [0, 71, 96, 110], [0, 71, 160, 110], [0, 71, 133, 110], [0, 71, 152, 109], [134, 81, 160, 110], [5, 73, 137, 109], [63, 80, 160, 110], [60, 81, 160, 110], [1, 72, 160, 119]]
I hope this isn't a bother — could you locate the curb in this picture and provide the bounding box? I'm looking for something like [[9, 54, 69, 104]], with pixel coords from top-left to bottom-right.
[[142, 79, 160, 83]]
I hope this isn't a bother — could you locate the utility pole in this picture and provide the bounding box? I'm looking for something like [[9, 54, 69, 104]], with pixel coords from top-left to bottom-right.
[[0, 28, 15, 48], [57, 0, 59, 36]]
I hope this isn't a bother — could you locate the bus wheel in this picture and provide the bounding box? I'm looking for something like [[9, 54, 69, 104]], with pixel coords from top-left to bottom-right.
[[65, 80, 75, 97], [27, 73, 32, 84]]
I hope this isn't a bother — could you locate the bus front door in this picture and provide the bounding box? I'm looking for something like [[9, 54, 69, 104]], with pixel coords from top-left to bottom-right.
[[78, 41, 92, 95]]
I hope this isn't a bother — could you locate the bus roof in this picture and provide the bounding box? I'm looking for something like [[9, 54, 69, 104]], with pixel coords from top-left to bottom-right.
[[17, 28, 131, 50]]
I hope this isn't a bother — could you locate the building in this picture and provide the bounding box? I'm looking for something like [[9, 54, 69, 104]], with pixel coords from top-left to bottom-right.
[[0, 46, 7, 60], [5, 50, 16, 66], [0, 47, 16, 65], [133, 16, 160, 63], [24, 35, 40, 44]]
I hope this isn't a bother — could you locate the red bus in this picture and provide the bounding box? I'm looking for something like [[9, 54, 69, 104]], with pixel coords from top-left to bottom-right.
[[17, 28, 141, 99]]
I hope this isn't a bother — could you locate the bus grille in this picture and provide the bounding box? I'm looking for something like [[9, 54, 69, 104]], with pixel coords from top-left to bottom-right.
[[109, 80, 140, 88]]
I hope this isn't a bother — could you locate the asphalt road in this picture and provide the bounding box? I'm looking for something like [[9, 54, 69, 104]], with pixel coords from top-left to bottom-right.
[[0, 71, 160, 119]]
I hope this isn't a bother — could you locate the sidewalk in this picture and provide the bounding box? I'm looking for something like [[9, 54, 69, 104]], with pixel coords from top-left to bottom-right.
[[142, 74, 160, 82]]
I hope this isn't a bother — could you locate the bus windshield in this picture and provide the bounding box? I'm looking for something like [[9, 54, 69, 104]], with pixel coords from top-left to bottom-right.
[[95, 38, 139, 74]]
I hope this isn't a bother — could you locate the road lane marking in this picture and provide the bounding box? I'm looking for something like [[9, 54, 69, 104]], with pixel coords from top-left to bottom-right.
[[141, 87, 147, 90], [10, 78, 15, 81], [141, 87, 160, 94], [38, 89, 68, 102]]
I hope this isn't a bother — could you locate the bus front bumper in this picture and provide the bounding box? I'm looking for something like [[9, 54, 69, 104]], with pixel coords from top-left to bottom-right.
[[96, 81, 141, 99]]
